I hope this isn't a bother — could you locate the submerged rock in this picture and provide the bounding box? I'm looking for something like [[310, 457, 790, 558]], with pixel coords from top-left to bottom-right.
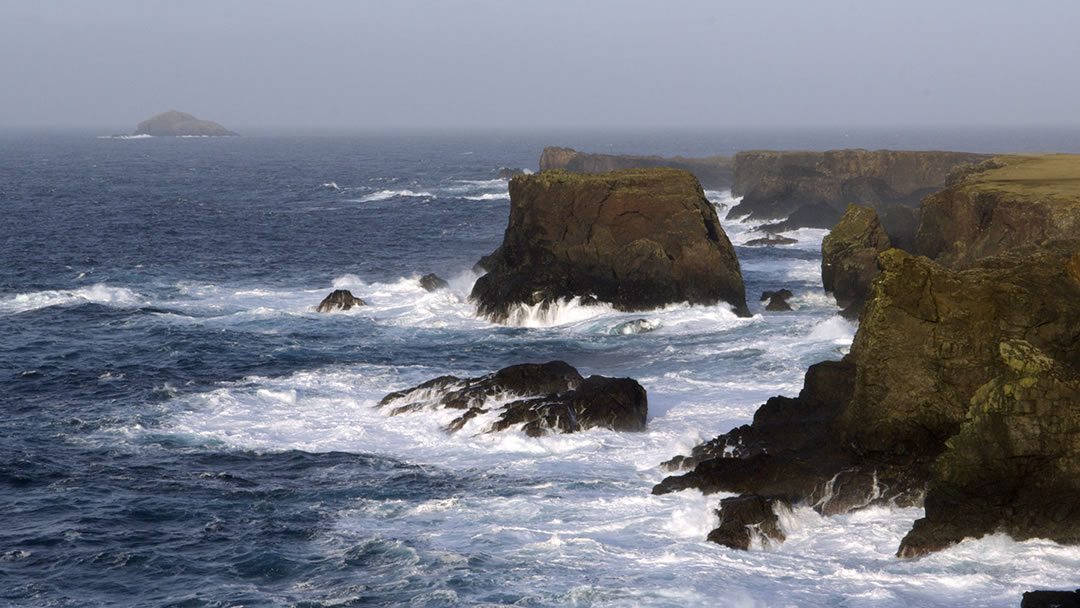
[[744, 234, 798, 247], [611, 318, 661, 335], [134, 110, 238, 136], [316, 289, 366, 312], [378, 361, 647, 436], [471, 168, 749, 322], [539, 147, 734, 189], [820, 203, 891, 318], [419, 273, 449, 292]]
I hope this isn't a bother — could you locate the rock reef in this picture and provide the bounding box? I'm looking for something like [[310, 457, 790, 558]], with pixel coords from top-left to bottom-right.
[[378, 361, 647, 435], [729, 149, 989, 229], [539, 147, 734, 189], [471, 168, 749, 322], [135, 110, 238, 137]]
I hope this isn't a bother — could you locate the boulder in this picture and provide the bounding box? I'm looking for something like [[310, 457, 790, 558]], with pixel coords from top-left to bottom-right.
[[316, 289, 366, 312], [378, 361, 647, 436], [655, 240, 1080, 555], [134, 110, 238, 136], [744, 234, 798, 247], [1021, 590, 1080, 608], [471, 169, 750, 322], [496, 167, 526, 179], [820, 204, 891, 318], [917, 155, 1080, 269], [761, 289, 794, 312], [419, 273, 449, 292], [539, 147, 734, 189], [728, 149, 990, 228], [706, 495, 787, 550]]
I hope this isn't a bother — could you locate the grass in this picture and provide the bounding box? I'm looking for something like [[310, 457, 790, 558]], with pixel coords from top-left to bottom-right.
[[969, 154, 1080, 201]]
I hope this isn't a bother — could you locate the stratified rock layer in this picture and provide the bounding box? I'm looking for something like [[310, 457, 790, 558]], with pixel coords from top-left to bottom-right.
[[729, 149, 989, 228], [134, 110, 238, 136], [471, 169, 749, 322], [820, 204, 891, 318], [539, 147, 734, 189], [378, 361, 647, 436]]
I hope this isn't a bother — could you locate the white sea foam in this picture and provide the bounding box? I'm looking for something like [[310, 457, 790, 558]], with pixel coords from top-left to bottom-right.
[[501, 297, 618, 328], [462, 192, 510, 201], [96, 134, 153, 140], [352, 189, 434, 203], [0, 284, 141, 314]]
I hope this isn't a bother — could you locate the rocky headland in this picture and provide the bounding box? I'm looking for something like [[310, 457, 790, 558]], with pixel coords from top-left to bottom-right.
[[471, 168, 749, 322], [657, 154, 1080, 557], [728, 149, 989, 229], [379, 361, 647, 435], [135, 110, 238, 137], [539, 147, 734, 189]]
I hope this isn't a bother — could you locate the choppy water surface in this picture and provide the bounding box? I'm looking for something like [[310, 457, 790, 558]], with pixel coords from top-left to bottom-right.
[[3, 129, 1079, 607]]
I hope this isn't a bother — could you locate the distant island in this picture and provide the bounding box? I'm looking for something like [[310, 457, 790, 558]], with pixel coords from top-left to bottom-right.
[[134, 110, 238, 137]]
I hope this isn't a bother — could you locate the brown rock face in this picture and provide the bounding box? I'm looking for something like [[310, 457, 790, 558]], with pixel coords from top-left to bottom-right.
[[378, 361, 648, 436], [820, 204, 891, 318], [471, 169, 749, 322], [539, 147, 734, 189], [729, 149, 990, 228], [316, 289, 366, 312]]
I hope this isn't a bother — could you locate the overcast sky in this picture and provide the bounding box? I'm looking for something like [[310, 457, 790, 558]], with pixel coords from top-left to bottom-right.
[[1, 0, 1077, 129]]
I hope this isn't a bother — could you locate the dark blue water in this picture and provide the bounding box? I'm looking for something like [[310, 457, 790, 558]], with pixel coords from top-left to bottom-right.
[[4, 127, 1079, 607]]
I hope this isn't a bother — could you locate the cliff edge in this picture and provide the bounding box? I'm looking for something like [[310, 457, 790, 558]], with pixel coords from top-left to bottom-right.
[[539, 147, 734, 190]]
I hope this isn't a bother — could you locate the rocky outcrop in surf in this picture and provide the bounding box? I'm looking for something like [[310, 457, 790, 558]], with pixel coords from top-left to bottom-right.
[[471, 168, 750, 322], [820, 204, 891, 318], [419, 273, 449, 292], [378, 361, 647, 436], [728, 149, 989, 229], [657, 238, 1080, 555], [539, 147, 734, 189], [496, 168, 526, 179], [316, 289, 366, 312], [134, 110, 238, 137], [760, 289, 794, 312]]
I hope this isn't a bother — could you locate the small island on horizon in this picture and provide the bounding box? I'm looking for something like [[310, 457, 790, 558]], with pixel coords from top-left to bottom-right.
[[134, 110, 238, 137]]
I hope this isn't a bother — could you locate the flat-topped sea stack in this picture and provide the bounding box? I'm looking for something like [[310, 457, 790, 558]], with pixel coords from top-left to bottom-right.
[[540, 147, 734, 189], [135, 110, 238, 137], [659, 155, 1080, 556], [471, 168, 749, 322], [729, 149, 990, 229]]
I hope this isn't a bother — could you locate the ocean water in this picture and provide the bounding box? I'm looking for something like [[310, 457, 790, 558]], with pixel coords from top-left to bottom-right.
[[3, 128, 1080, 607]]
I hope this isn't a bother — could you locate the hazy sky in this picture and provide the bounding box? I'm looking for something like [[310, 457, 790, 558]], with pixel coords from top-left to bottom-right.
[[2, 0, 1077, 129]]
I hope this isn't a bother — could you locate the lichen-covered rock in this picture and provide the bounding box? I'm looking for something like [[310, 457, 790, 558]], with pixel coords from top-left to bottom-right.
[[316, 289, 366, 312], [821, 204, 891, 318], [539, 147, 733, 189], [378, 361, 647, 436], [917, 155, 1080, 268], [471, 169, 749, 322], [728, 149, 989, 228], [134, 110, 238, 136]]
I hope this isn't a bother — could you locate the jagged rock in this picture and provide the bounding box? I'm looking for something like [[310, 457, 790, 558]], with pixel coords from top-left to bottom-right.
[[539, 147, 734, 189], [316, 289, 366, 312], [419, 273, 449, 292], [917, 155, 1080, 269], [378, 361, 647, 436], [744, 235, 798, 247], [706, 495, 787, 550], [1021, 590, 1080, 608], [496, 168, 526, 179], [821, 204, 891, 318], [760, 289, 794, 312], [656, 240, 1080, 554], [727, 149, 989, 228], [877, 204, 920, 253], [471, 169, 749, 322], [134, 110, 238, 136]]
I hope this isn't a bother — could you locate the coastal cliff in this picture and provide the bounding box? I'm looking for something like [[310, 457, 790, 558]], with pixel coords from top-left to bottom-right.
[[660, 155, 1080, 556], [728, 149, 989, 228], [134, 110, 238, 136], [539, 147, 734, 189], [471, 168, 749, 322]]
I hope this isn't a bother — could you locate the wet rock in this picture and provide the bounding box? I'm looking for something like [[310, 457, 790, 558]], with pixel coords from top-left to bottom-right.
[[821, 203, 891, 318], [378, 361, 647, 436], [471, 168, 749, 322], [706, 495, 787, 550], [496, 167, 526, 179], [419, 273, 449, 292], [744, 234, 798, 247], [761, 289, 794, 312], [316, 289, 366, 312], [1021, 590, 1080, 608]]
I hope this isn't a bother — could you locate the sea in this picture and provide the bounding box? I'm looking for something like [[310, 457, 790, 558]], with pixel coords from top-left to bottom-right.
[[3, 127, 1080, 607]]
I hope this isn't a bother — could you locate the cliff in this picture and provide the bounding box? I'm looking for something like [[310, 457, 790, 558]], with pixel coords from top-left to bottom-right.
[[134, 110, 238, 137], [539, 147, 734, 189], [471, 168, 749, 322], [728, 149, 990, 228]]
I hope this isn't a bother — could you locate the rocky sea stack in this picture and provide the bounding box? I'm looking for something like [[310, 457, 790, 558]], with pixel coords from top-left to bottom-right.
[[135, 110, 238, 137], [658, 154, 1080, 557], [471, 168, 749, 322], [540, 147, 734, 189]]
